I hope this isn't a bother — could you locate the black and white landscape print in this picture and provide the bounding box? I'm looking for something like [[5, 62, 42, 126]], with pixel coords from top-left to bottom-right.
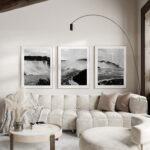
[[22, 47, 52, 88], [95, 47, 126, 88], [58, 47, 89, 88]]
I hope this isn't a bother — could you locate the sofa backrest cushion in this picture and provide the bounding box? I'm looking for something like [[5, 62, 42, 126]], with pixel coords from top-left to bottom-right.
[[38, 95, 51, 109], [24, 93, 99, 111], [64, 95, 77, 111], [89, 95, 99, 110], [51, 95, 64, 111], [24, 93, 147, 114], [77, 95, 90, 111]]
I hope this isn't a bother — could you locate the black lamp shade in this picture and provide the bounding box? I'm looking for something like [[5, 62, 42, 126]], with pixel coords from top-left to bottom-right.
[[70, 24, 73, 31]]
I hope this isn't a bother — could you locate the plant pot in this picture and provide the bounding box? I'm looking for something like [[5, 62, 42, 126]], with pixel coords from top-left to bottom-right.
[[14, 122, 23, 131]]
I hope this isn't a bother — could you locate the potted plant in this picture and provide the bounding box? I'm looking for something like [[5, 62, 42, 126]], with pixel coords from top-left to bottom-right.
[[5, 89, 27, 131]]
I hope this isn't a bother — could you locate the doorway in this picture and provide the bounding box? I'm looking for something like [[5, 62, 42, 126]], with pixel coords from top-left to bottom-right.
[[141, 0, 150, 113]]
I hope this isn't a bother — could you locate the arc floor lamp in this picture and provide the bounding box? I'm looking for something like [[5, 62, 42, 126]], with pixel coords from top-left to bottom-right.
[[70, 14, 141, 93]]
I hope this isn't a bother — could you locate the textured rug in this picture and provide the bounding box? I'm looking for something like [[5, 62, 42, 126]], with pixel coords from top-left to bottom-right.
[[0, 131, 79, 150]]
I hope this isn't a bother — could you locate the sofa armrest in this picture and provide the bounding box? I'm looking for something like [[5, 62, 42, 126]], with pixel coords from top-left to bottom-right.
[[131, 116, 150, 145], [129, 94, 148, 114]]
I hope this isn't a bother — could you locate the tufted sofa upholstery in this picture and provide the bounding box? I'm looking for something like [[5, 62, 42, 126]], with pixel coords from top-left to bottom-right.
[[24, 93, 148, 136]]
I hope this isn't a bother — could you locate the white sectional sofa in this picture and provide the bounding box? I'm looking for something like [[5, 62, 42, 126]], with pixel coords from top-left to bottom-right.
[[23, 93, 148, 136]]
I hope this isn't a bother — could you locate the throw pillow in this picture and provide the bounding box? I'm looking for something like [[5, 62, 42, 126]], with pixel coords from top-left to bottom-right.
[[116, 93, 131, 112], [97, 93, 118, 111]]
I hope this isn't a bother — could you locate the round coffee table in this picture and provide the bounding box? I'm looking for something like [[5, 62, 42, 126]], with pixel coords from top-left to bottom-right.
[[9, 124, 62, 150]]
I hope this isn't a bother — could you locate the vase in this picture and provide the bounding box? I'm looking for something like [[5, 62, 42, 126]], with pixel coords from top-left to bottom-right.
[[14, 122, 23, 131]]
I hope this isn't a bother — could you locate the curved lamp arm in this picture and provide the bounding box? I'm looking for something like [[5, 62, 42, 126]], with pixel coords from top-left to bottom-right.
[[70, 14, 141, 93]]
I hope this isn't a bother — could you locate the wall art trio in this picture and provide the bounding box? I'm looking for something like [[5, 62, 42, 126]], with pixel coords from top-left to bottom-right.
[[21, 46, 126, 89]]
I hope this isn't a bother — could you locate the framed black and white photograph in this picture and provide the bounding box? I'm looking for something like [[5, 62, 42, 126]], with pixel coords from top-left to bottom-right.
[[95, 46, 126, 88], [58, 47, 89, 88], [21, 47, 52, 88]]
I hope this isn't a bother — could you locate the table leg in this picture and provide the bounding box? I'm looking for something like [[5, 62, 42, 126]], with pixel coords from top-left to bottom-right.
[[50, 135, 55, 150], [141, 144, 143, 150], [10, 134, 13, 150]]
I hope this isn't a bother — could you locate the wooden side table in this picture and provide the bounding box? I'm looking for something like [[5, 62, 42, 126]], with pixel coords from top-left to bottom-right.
[[9, 124, 62, 150]]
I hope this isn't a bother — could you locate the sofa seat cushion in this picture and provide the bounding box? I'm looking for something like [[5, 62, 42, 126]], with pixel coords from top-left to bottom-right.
[[105, 112, 123, 126], [77, 111, 148, 136], [118, 112, 144, 128], [90, 110, 108, 127], [118, 112, 135, 128], [91, 110, 106, 119], [77, 111, 124, 135], [77, 110, 92, 119], [48, 109, 63, 126], [77, 110, 93, 136], [63, 110, 77, 130]]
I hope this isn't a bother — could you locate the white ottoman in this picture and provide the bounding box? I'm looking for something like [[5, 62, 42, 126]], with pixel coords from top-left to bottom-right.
[[80, 127, 140, 150]]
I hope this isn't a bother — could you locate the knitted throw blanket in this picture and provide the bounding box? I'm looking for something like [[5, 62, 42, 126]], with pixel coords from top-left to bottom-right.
[[0, 93, 43, 135]]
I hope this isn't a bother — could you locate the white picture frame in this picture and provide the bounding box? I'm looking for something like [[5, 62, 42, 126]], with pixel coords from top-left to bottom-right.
[[58, 46, 89, 88], [95, 46, 126, 88], [21, 46, 53, 88]]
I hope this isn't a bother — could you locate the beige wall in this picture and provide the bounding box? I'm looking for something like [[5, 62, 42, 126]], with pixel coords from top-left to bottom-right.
[[0, 0, 139, 98]]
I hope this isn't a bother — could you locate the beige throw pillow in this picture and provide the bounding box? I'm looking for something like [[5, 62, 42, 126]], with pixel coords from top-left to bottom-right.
[[116, 93, 131, 112], [97, 93, 118, 111]]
